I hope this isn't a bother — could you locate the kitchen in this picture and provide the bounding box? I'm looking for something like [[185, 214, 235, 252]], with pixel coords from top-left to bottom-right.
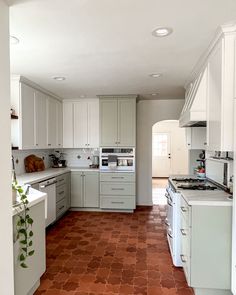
[[1, 1, 236, 295]]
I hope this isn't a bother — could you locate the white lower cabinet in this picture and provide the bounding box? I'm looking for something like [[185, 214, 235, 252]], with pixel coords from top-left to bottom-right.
[[100, 172, 136, 210], [14, 200, 46, 295], [56, 172, 71, 219], [180, 195, 232, 295], [71, 171, 99, 208]]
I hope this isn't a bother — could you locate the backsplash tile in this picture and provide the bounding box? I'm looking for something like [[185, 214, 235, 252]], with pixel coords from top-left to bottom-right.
[[12, 148, 100, 175]]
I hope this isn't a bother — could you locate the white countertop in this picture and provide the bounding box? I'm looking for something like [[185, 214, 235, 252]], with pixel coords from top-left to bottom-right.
[[169, 175, 233, 207], [180, 190, 233, 206], [16, 167, 99, 185], [12, 187, 47, 216]]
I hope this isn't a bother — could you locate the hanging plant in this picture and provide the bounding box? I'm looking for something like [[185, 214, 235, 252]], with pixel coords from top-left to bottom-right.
[[12, 181, 35, 268]]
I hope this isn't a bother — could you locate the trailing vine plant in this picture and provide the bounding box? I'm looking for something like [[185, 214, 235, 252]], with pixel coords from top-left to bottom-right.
[[12, 178, 35, 268]]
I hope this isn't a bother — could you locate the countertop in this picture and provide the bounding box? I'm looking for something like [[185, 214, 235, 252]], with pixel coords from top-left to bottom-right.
[[16, 167, 99, 185], [169, 175, 233, 207], [12, 187, 47, 216]]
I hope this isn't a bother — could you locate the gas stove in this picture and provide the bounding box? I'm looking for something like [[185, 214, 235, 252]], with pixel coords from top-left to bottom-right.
[[177, 184, 218, 190], [172, 177, 205, 183]]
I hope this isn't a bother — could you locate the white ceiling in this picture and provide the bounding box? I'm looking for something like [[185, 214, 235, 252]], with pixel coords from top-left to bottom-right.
[[9, 0, 236, 100]]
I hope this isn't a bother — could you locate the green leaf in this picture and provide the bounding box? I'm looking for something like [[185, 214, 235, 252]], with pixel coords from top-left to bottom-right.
[[29, 241, 33, 247], [19, 229, 27, 234], [28, 250, 35, 256], [20, 262, 28, 268], [27, 218, 33, 225], [22, 247, 27, 253], [18, 188, 23, 193], [29, 231, 33, 237], [19, 254, 25, 261], [20, 240, 27, 245]]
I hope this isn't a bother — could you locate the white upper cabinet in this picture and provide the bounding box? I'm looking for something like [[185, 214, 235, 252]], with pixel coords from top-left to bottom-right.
[[63, 102, 74, 148], [99, 99, 118, 146], [99, 96, 136, 147], [185, 127, 206, 150], [74, 101, 88, 148], [20, 83, 35, 149], [11, 77, 63, 150], [34, 91, 47, 148], [63, 99, 99, 148], [206, 33, 235, 151], [46, 97, 57, 148]]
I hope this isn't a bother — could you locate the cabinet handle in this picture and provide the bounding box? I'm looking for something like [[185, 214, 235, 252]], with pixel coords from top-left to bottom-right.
[[111, 188, 124, 191], [180, 229, 187, 236], [167, 232, 173, 239], [164, 219, 170, 227], [111, 177, 124, 179], [58, 191, 64, 195], [181, 206, 188, 212], [48, 144, 51, 146], [180, 254, 187, 263], [59, 179, 64, 183], [59, 205, 65, 210], [204, 142, 207, 146], [35, 143, 38, 146], [111, 201, 124, 204], [167, 200, 173, 207]]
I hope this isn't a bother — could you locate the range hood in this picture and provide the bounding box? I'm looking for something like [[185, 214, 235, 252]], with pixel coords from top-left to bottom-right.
[[179, 67, 207, 127]]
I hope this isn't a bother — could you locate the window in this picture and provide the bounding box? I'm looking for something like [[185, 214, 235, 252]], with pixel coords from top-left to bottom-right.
[[153, 133, 168, 156]]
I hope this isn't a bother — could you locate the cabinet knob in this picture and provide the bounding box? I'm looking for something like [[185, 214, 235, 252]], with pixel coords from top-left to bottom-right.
[[204, 142, 207, 145], [48, 144, 51, 146]]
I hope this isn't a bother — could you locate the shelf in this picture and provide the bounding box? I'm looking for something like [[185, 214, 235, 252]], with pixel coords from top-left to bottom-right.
[[12, 147, 19, 150], [11, 114, 18, 119]]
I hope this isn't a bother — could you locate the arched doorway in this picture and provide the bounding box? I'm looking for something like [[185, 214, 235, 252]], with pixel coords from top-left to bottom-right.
[[152, 120, 188, 204]]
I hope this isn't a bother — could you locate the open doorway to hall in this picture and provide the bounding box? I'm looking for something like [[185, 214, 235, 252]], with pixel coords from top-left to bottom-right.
[[152, 120, 188, 205]]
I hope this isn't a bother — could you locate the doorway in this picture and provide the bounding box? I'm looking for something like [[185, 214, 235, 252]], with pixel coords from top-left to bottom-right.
[[152, 120, 188, 205]]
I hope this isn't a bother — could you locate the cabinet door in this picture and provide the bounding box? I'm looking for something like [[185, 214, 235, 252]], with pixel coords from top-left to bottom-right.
[[207, 43, 222, 151], [185, 128, 192, 149], [88, 100, 99, 148], [84, 172, 99, 208], [20, 83, 35, 149], [100, 99, 118, 146], [191, 127, 206, 150], [71, 172, 83, 207], [118, 98, 136, 147], [56, 101, 63, 148], [34, 91, 47, 148], [46, 97, 57, 148], [63, 102, 74, 148], [74, 101, 88, 148]]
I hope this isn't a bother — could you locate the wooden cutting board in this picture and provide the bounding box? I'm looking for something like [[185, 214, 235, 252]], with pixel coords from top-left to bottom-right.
[[24, 155, 45, 173]]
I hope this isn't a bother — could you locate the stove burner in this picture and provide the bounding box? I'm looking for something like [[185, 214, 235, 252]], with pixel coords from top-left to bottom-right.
[[172, 178, 205, 183], [177, 184, 217, 190]]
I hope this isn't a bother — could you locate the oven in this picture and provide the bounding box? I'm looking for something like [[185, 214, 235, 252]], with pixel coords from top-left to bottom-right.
[[100, 148, 135, 171]]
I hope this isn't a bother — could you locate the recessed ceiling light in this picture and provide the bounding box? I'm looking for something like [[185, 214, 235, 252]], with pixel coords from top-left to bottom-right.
[[152, 27, 173, 37], [80, 95, 86, 98], [149, 73, 162, 78], [151, 93, 158, 96], [53, 76, 66, 81], [10, 36, 19, 45]]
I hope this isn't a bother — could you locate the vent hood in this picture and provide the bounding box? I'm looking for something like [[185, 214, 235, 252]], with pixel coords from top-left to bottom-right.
[[179, 67, 207, 127]]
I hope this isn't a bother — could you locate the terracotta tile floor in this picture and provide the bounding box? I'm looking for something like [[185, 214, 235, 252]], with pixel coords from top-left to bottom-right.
[[35, 206, 193, 295]]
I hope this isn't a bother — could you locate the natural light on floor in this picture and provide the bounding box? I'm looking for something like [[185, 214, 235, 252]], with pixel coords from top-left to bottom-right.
[[152, 178, 168, 205]]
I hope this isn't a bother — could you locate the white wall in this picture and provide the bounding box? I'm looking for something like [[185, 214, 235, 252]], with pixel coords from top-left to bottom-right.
[[0, 1, 14, 294], [137, 99, 184, 205], [152, 120, 188, 176]]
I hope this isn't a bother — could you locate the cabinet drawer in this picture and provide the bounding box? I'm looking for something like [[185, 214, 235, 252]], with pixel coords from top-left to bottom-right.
[[56, 174, 67, 186], [56, 184, 66, 203], [56, 198, 66, 217], [100, 196, 135, 209], [100, 182, 135, 196], [100, 172, 135, 182], [180, 195, 190, 222]]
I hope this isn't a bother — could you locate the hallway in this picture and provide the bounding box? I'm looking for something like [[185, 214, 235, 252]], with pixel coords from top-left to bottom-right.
[[35, 206, 193, 295], [152, 178, 168, 205]]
